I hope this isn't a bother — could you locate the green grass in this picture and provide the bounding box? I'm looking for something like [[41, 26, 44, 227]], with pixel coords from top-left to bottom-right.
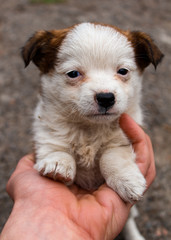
[[30, 0, 66, 4]]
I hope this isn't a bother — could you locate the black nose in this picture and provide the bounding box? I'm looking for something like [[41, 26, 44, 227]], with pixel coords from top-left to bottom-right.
[[96, 92, 115, 111]]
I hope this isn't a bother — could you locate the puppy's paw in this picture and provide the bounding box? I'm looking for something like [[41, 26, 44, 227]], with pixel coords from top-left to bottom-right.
[[34, 152, 76, 185], [106, 168, 146, 202]]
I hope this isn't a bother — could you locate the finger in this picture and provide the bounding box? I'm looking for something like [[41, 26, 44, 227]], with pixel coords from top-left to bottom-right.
[[119, 113, 146, 144], [120, 114, 151, 176], [137, 133, 155, 179], [94, 184, 133, 239], [94, 184, 132, 209], [120, 114, 156, 187], [9, 154, 35, 180], [6, 154, 35, 198], [135, 138, 150, 176], [145, 161, 156, 189], [16, 154, 35, 171], [144, 140, 156, 188]]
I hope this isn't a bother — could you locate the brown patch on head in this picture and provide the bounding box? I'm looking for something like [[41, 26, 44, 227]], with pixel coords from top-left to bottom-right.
[[125, 31, 164, 71], [21, 28, 72, 74]]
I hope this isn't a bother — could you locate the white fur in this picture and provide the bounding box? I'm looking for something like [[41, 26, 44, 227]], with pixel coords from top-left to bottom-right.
[[124, 206, 145, 240], [33, 23, 146, 239]]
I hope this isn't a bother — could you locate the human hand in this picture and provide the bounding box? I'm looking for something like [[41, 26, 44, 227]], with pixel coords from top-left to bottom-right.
[[119, 114, 156, 188], [1, 114, 155, 240]]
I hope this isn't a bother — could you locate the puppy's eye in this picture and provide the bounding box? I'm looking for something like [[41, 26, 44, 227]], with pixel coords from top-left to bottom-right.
[[67, 71, 81, 78], [117, 68, 129, 75]]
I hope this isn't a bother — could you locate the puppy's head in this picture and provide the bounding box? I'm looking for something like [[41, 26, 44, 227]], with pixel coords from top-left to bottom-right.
[[22, 23, 163, 123]]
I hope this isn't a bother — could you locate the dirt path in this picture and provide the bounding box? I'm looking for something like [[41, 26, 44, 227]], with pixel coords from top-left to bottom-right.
[[0, 0, 171, 239]]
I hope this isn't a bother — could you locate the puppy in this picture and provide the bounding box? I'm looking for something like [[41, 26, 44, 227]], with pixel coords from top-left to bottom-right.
[[22, 23, 163, 240]]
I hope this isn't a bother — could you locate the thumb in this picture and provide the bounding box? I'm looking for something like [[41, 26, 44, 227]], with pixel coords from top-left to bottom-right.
[[6, 154, 35, 199], [119, 114, 145, 144]]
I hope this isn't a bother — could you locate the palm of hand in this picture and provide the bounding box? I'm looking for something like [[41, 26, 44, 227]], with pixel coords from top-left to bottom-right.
[[8, 154, 131, 240]]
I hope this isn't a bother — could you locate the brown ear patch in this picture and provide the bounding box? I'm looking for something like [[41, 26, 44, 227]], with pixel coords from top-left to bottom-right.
[[21, 28, 71, 74], [127, 31, 164, 71]]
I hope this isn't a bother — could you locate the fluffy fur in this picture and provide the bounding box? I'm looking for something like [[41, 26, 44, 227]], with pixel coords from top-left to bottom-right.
[[22, 22, 163, 240]]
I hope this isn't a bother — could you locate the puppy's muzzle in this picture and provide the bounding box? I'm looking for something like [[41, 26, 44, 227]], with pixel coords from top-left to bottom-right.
[[96, 92, 115, 113]]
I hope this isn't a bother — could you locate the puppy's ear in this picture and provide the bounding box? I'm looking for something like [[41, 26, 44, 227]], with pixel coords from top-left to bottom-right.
[[128, 31, 164, 71], [21, 29, 69, 73]]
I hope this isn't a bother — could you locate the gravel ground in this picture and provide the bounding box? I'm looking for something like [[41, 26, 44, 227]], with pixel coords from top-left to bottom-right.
[[0, 0, 171, 239]]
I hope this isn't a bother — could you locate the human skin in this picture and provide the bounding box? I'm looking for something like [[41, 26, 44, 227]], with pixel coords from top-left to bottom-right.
[[0, 114, 156, 240]]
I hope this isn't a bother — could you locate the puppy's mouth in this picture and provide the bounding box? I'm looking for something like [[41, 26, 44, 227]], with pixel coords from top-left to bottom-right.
[[86, 105, 118, 118], [87, 112, 118, 121], [91, 112, 114, 116]]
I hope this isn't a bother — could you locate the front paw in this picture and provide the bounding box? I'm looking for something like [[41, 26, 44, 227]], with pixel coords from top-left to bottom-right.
[[106, 168, 146, 202], [34, 152, 76, 185]]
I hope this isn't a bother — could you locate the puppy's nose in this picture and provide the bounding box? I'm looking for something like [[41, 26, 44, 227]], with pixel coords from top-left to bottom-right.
[[96, 92, 115, 110]]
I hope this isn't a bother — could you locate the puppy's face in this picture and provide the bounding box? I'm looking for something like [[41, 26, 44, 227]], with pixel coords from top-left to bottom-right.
[[22, 23, 163, 123]]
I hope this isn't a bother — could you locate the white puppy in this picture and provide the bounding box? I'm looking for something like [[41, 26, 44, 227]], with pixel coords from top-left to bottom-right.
[[22, 23, 163, 240]]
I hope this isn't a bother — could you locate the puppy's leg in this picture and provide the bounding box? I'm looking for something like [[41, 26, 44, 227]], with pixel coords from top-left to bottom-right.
[[99, 145, 146, 202], [34, 149, 76, 185], [123, 206, 145, 240]]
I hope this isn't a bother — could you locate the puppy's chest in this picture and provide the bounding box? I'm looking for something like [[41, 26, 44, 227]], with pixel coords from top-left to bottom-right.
[[69, 127, 114, 169], [71, 141, 100, 169]]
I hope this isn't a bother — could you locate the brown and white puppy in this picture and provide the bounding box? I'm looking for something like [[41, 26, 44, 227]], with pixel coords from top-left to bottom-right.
[[22, 23, 163, 240]]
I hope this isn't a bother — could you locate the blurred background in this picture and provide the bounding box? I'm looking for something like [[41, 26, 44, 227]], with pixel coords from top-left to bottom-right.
[[0, 0, 171, 239]]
